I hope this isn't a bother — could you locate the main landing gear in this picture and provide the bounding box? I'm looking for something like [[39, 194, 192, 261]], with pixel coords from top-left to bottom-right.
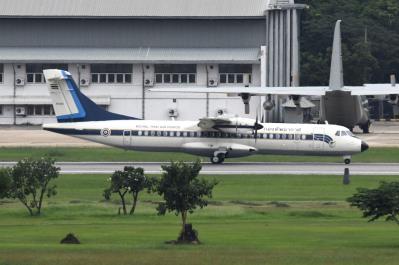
[[210, 152, 226, 164], [343, 155, 351, 165], [359, 120, 371, 134]]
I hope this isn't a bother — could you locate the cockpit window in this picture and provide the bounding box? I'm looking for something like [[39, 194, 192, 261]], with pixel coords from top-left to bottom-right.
[[335, 130, 355, 137]]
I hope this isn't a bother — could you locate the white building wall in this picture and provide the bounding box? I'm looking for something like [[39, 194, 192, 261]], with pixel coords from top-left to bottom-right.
[[0, 62, 262, 124]]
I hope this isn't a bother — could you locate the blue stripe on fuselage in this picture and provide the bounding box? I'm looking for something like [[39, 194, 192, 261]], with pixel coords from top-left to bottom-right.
[[44, 128, 334, 144]]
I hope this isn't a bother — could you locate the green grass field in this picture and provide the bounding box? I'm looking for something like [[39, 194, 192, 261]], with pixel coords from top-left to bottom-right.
[[1, 174, 399, 265], [0, 146, 399, 162]]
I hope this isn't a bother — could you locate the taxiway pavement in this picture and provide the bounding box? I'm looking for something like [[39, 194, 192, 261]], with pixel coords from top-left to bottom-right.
[[1, 161, 399, 175]]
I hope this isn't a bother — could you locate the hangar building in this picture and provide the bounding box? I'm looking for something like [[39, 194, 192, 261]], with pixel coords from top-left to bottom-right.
[[0, 0, 307, 125]]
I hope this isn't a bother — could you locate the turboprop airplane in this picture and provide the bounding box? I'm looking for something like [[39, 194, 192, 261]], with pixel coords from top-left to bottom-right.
[[42, 69, 368, 164], [149, 20, 398, 133]]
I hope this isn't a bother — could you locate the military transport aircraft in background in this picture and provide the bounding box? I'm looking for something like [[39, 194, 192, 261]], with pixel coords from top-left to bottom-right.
[[42, 69, 368, 165], [149, 20, 398, 133]]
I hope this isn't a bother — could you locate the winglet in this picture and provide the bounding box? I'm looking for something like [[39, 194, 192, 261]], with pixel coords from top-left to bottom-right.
[[329, 20, 344, 90]]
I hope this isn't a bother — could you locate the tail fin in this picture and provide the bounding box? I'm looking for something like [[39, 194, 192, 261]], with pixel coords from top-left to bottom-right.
[[329, 20, 344, 90], [43, 69, 140, 123]]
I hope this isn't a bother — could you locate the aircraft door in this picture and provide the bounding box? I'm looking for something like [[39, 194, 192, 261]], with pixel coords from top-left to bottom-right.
[[123, 130, 132, 146], [312, 128, 325, 151], [294, 131, 301, 150]]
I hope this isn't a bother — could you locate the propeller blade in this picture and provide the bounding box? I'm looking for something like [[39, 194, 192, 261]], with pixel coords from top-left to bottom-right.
[[254, 114, 258, 142]]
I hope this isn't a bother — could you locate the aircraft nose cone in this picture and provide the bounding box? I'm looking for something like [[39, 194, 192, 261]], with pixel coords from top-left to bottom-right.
[[361, 141, 369, 152]]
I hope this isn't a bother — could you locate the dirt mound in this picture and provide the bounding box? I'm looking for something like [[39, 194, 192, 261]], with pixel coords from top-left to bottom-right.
[[60, 233, 80, 244], [165, 224, 200, 245]]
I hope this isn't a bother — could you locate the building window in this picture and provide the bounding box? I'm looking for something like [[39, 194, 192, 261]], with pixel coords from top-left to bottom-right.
[[155, 64, 196, 84], [26, 64, 68, 84], [219, 64, 252, 84], [91, 64, 132, 84], [27, 105, 55, 116], [0, 64, 3, 83]]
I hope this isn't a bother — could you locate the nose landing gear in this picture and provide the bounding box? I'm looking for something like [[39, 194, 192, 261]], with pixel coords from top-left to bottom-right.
[[343, 155, 351, 165]]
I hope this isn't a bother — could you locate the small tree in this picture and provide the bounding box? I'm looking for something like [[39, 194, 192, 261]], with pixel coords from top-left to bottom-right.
[[8, 157, 59, 216], [104, 166, 150, 215], [347, 181, 399, 224], [0, 169, 11, 199], [154, 160, 217, 241]]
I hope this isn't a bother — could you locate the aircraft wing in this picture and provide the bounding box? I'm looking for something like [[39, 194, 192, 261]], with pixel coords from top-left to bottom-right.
[[344, 84, 399, 96], [198, 117, 231, 130], [150, 84, 399, 97], [149, 86, 329, 96]]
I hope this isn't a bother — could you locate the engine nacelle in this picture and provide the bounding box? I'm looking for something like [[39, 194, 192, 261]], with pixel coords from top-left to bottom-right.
[[263, 100, 274, 111], [182, 142, 257, 158], [239, 93, 251, 114], [388, 94, 399, 105], [291, 95, 301, 106], [213, 117, 263, 134]]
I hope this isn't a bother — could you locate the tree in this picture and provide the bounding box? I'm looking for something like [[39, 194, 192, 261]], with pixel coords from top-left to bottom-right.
[[0, 169, 11, 199], [297, 0, 399, 85], [8, 157, 59, 216], [104, 166, 151, 215], [153, 160, 218, 241], [347, 181, 399, 224]]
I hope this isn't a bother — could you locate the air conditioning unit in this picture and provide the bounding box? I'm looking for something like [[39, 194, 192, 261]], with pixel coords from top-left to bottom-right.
[[216, 108, 227, 116], [15, 78, 25, 86], [208, 79, 218, 87], [168, 108, 179, 118], [80, 78, 89, 87], [144, 78, 154, 87], [15, 106, 26, 116]]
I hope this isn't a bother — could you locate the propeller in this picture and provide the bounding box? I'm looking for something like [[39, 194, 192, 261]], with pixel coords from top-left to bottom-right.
[[254, 114, 259, 141], [253, 113, 263, 142]]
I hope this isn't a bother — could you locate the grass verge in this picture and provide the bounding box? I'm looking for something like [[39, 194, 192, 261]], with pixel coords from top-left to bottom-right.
[[0, 147, 398, 162], [1, 174, 399, 265]]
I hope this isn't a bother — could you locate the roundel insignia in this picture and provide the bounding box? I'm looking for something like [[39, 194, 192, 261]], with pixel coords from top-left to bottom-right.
[[101, 128, 111, 137]]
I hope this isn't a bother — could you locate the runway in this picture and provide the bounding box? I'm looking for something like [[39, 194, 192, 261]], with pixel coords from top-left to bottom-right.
[[1, 162, 399, 175]]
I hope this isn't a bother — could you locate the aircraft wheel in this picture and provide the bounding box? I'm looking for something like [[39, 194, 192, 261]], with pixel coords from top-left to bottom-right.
[[344, 158, 351, 165], [210, 154, 225, 164], [361, 120, 371, 134]]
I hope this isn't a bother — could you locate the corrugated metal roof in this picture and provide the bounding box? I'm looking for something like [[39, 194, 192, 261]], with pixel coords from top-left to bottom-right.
[[0, 0, 268, 18], [0, 47, 261, 63]]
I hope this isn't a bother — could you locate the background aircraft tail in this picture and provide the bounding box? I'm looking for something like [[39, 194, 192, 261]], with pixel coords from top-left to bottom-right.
[[43, 69, 139, 123], [329, 20, 344, 91]]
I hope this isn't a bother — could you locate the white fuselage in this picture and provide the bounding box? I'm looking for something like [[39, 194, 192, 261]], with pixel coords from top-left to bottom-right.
[[43, 120, 364, 158]]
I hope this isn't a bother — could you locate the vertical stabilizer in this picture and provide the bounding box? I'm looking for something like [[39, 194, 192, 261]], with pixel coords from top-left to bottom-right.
[[329, 20, 344, 90], [44, 69, 139, 122]]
